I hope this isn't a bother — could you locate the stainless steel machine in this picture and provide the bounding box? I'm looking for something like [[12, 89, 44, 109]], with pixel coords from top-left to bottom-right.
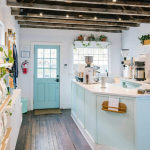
[[83, 56, 98, 84]]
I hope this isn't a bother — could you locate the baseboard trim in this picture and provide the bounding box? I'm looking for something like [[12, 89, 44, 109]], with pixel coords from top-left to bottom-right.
[[71, 111, 120, 150]]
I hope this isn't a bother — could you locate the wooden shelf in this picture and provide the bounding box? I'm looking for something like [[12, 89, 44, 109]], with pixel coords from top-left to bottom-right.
[[0, 95, 12, 115], [0, 63, 13, 68], [0, 128, 12, 150]]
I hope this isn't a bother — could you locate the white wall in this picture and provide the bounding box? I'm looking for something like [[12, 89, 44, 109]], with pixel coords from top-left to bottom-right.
[[19, 28, 122, 110], [0, 0, 20, 49], [122, 23, 150, 58]]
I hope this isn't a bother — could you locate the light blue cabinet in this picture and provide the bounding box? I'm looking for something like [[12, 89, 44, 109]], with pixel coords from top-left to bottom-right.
[[77, 86, 85, 127], [97, 95, 135, 150], [84, 90, 96, 142], [71, 82, 77, 116], [71, 81, 150, 150]]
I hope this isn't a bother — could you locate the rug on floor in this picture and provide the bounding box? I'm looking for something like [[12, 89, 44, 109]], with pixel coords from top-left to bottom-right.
[[35, 109, 62, 115]]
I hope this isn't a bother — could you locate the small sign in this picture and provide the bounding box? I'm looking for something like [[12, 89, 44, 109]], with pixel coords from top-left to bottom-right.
[[108, 97, 119, 111], [21, 51, 30, 58]]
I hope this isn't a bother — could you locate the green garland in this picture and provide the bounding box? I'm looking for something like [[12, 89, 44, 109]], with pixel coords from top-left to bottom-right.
[[73, 40, 111, 51]]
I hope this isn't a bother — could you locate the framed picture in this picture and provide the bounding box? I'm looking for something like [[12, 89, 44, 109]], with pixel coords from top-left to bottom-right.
[[21, 51, 30, 58]]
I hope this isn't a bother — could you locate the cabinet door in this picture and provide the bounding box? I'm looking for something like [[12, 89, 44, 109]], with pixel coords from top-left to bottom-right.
[[77, 86, 85, 127], [85, 91, 96, 142], [71, 82, 77, 116], [97, 95, 135, 150]]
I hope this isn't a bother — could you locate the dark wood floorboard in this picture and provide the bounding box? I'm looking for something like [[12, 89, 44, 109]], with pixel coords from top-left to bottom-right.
[[15, 109, 92, 150]]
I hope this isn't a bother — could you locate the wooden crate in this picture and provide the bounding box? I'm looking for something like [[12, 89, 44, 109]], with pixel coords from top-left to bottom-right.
[[144, 39, 150, 45]]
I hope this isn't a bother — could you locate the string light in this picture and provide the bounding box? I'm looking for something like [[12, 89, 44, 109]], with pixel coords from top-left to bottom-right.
[[119, 18, 121, 21], [113, 0, 116, 2], [94, 17, 97, 20], [39, 13, 43, 16], [66, 15, 69, 18]]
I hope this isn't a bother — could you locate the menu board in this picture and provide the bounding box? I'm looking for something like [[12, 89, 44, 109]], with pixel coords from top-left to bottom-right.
[[108, 97, 119, 111]]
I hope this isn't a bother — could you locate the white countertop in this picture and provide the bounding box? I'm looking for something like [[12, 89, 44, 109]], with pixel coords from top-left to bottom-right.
[[71, 79, 150, 98]]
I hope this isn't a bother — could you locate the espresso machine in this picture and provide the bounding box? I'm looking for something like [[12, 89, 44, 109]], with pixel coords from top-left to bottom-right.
[[83, 56, 98, 84]]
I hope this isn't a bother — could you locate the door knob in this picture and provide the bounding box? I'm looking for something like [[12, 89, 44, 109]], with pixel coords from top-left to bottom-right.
[[55, 78, 59, 82]]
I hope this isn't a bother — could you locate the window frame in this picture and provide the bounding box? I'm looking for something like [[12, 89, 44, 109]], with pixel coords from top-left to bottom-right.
[[68, 41, 111, 76]]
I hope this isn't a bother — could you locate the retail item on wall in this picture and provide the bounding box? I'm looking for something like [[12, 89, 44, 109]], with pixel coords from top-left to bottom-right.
[[0, 116, 4, 143], [21, 60, 29, 74], [9, 76, 14, 88], [0, 51, 4, 64], [0, 89, 2, 104], [8, 40, 13, 52], [5, 32, 8, 47], [12, 44, 18, 88], [2, 112, 7, 134], [3, 73, 9, 87], [8, 29, 13, 36], [0, 78, 8, 101]]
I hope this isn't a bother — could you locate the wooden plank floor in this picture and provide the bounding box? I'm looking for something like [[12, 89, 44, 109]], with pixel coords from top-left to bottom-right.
[[15, 109, 92, 150]]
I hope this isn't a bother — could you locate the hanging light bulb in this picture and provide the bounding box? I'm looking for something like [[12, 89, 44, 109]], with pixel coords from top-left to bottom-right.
[[66, 15, 69, 18], [39, 13, 43, 16], [113, 0, 116, 2], [94, 17, 97, 20]]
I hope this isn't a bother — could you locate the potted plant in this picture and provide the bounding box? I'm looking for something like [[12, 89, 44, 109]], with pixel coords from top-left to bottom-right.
[[100, 35, 107, 41], [138, 34, 150, 45], [78, 35, 83, 40], [88, 34, 95, 41]]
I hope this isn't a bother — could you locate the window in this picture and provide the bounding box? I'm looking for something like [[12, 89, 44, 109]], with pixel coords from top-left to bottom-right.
[[37, 48, 57, 78], [73, 48, 109, 73]]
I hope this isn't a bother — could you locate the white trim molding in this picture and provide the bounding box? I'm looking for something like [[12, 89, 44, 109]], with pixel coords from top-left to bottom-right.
[[30, 41, 63, 110]]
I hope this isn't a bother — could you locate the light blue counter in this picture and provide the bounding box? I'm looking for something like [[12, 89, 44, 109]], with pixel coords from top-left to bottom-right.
[[71, 80, 150, 150]]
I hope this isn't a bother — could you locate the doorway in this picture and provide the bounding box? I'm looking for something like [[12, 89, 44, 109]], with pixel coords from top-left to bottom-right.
[[34, 45, 60, 109]]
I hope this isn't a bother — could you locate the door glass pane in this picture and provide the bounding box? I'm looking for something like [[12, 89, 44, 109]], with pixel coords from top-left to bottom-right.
[[51, 49, 57, 58], [51, 59, 57, 68], [38, 59, 43, 68], [38, 49, 43, 58], [44, 69, 50, 78], [37, 69, 43, 78], [44, 59, 50, 68], [44, 49, 50, 58], [51, 69, 56, 78]]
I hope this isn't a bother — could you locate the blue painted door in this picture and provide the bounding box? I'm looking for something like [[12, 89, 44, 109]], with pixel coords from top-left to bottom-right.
[[34, 45, 60, 109]]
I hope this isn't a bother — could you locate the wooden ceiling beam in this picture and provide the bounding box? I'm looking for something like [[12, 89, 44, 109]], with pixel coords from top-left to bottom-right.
[[18, 21, 129, 30], [7, 2, 150, 16], [11, 11, 150, 24], [42, 0, 150, 8], [15, 16, 140, 27], [20, 25, 122, 33]]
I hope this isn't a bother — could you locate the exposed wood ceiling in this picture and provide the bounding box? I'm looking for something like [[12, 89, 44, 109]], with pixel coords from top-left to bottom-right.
[[7, 0, 150, 33]]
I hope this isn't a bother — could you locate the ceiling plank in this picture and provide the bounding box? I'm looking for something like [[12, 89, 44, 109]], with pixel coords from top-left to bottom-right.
[[7, 2, 150, 16], [15, 16, 140, 27], [18, 21, 129, 30], [11, 11, 150, 24], [20, 25, 122, 33], [42, 0, 150, 8]]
